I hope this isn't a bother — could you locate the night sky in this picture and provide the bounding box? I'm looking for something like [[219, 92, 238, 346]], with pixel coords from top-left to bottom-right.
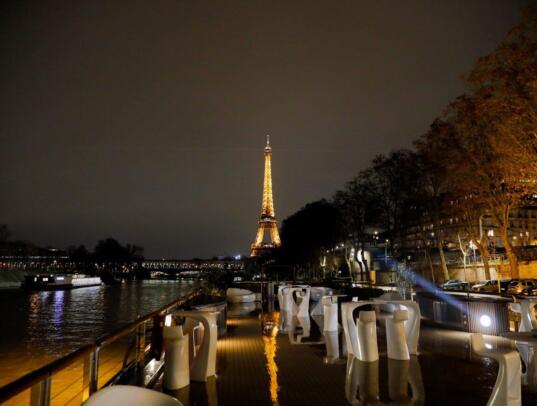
[[1, 0, 532, 258]]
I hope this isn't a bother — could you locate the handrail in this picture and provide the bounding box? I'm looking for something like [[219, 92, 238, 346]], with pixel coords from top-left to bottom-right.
[[96, 288, 202, 347], [0, 344, 95, 403], [0, 288, 203, 404]]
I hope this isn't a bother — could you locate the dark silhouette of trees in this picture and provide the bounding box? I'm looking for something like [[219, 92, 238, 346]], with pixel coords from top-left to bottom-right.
[[0, 224, 11, 243], [279, 200, 345, 272], [67, 245, 91, 262], [93, 238, 143, 264], [282, 8, 537, 282]]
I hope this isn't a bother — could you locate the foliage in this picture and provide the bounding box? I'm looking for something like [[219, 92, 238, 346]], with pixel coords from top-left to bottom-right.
[[282, 8, 537, 281], [93, 238, 144, 264], [279, 199, 345, 268]]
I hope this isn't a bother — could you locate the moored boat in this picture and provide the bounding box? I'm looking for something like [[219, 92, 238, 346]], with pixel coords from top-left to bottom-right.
[[22, 274, 102, 290]]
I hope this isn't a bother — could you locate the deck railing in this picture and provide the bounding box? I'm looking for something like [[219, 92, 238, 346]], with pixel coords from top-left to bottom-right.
[[0, 288, 203, 406]]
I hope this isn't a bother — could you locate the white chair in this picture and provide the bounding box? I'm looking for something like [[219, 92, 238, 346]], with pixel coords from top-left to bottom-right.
[[376, 291, 404, 313], [386, 309, 410, 361], [341, 301, 376, 358], [277, 285, 291, 310], [519, 299, 537, 333], [84, 385, 182, 406], [173, 310, 218, 382], [282, 287, 298, 314], [279, 309, 293, 333], [322, 296, 339, 332], [373, 299, 421, 355], [310, 288, 334, 316], [289, 316, 311, 344], [163, 325, 189, 390], [296, 288, 311, 318], [471, 333, 522, 406], [226, 288, 256, 303], [310, 287, 333, 302], [324, 331, 339, 363]]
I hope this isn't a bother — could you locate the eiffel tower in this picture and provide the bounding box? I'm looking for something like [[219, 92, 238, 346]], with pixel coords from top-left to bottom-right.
[[250, 135, 281, 257]]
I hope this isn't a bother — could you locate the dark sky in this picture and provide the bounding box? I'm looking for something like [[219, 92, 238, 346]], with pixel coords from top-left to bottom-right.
[[0, 0, 532, 258]]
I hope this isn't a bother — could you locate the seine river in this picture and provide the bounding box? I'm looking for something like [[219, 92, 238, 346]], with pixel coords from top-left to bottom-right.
[[0, 280, 195, 386]]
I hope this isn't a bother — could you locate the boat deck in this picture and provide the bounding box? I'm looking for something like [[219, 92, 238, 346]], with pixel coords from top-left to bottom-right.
[[159, 302, 537, 405]]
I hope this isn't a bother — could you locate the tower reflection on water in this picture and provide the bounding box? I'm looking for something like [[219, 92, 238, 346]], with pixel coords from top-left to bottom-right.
[[261, 311, 280, 404]]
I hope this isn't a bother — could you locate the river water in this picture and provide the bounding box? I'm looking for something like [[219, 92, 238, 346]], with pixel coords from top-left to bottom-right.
[[0, 280, 195, 386]]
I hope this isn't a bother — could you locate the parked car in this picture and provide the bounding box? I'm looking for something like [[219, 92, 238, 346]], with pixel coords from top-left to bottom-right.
[[499, 280, 512, 293], [507, 279, 536, 295], [521, 286, 537, 296], [471, 280, 501, 293], [471, 281, 487, 292], [441, 279, 468, 291]]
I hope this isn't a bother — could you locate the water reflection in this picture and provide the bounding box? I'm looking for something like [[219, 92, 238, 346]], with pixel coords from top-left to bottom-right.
[[261, 311, 280, 404], [0, 281, 195, 385], [345, 357, 379, 405], [51, 290, 65, 328], [324, 331, 340, 364], [288, 316, 311, 344], [228, 302, 256, 317], [345, 356, 425, 405]]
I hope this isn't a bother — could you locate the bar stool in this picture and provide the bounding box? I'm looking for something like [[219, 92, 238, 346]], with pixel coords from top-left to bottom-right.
[[356, 310, 379, 362], [386, 309, 410, 361], [277, 285, 291, 311], [296, 288, 311, 318], [322, 296, 339, 332]]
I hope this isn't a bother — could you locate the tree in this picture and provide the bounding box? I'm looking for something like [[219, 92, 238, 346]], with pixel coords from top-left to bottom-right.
[[93, 238, 131, 263], [67, 245, 91, 262], [444, 9, 537, 278], [126, 244, 144, 262], [414, 120, 457, 281], [279, 200, 345, 275], [364, 150, 422, 245], [333, 176, 378, 279], [0, 224, 11, 243], [447, 93, 530, 279], [466, 8, 537, 178]]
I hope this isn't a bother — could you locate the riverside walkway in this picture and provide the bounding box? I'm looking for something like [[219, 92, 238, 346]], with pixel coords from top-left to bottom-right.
[[160, 301, 537, 405]]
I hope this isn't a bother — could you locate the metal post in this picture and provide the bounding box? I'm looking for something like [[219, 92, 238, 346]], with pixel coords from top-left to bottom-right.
[[29, 374, 51, 406], [135, 322, 147, 385], [136, 322, 146, 370], [88, 347, 100, 395]]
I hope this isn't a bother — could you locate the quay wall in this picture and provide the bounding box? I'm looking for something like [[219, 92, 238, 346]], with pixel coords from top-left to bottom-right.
[[446, 260, 537, 282], [0, 270, 26, 288]]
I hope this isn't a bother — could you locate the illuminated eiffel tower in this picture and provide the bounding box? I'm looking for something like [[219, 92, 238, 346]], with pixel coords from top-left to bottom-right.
[[251, 135, 282, 257]]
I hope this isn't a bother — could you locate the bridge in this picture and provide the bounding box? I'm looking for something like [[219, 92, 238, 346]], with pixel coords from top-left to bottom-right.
[[141, 258, 246, 272]]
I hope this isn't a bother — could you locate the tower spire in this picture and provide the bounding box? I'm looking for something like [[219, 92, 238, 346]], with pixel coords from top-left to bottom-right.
[[251, 135, 281, 257]]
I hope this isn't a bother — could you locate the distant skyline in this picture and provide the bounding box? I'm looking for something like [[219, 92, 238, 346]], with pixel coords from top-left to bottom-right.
[[1, 0, 533, 258]]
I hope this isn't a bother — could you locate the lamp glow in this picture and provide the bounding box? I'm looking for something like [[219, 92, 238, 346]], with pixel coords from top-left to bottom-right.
[[164, 314, 172, 327], [480, 315, 492, 327]]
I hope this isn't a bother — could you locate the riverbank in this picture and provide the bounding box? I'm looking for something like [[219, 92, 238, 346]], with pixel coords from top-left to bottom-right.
[[0, 269, 26, 289]]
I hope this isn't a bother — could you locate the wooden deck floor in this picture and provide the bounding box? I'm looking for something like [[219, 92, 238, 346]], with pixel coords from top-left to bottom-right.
[[13, 302, 531, 405], [161, 303, 537, 406]]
